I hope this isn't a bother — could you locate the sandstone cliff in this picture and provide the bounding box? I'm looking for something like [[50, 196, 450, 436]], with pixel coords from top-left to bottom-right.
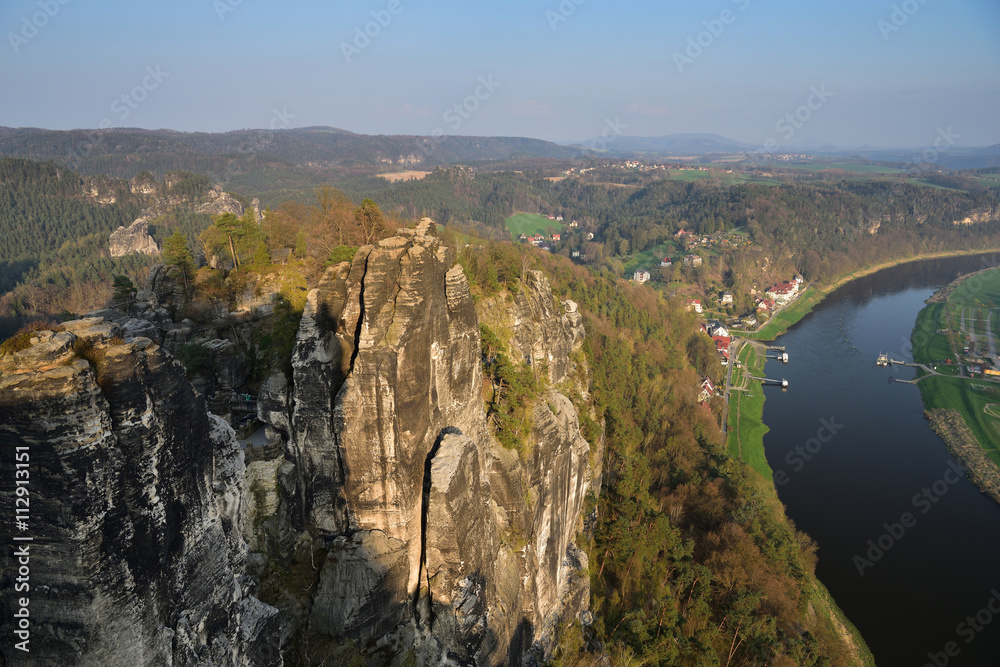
[[257, 220, 596, 665], [0, 319, 280, 665], [109, 217, 160, 257], [1, 221, 595, 665]]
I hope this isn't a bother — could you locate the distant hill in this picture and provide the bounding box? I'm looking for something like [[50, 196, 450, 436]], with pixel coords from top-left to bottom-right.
[[0, 127, 581, 180], [568, 132, 754, 155]]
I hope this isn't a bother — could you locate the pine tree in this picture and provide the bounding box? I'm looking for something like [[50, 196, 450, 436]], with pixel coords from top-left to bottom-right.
[[112, 275, 134, 306], [162, 229, 193, 292]]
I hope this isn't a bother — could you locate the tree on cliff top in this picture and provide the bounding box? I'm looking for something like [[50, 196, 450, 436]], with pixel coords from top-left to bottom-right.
[[199, 209, 262, 270], [162, 229, 194, 291]]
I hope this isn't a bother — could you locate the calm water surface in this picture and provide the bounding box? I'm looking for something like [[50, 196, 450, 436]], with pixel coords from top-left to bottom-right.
[[761, 254, 1000, 665]]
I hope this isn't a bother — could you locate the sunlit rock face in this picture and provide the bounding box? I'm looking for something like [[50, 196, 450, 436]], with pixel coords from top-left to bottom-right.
[[275, 220, 595, 664]]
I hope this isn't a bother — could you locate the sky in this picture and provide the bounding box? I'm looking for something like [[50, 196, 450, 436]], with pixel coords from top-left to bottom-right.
[[1, 0, 998, 148]]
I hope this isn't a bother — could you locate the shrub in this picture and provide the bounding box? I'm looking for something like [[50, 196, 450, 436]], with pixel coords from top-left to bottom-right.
[[0, 320, 62, 357]]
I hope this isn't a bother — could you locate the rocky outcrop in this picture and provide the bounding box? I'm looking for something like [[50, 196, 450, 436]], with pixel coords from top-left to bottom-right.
[[83, 174, 130, 204], [109, 217, 160, 257], [0, 319, 280, 665], [261, 221, 595, 664], [952, 206, 999, 226], [197, 186, 245, 217], [479, 270, 585, 385], [130, 171, 159, 196]]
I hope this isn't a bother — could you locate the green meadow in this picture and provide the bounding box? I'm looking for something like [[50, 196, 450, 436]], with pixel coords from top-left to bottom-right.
[[727, 344, 773, 479], [505, 213, 562, 238]]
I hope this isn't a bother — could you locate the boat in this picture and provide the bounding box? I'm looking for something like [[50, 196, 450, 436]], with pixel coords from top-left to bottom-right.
[[876, 353, 889, 367]]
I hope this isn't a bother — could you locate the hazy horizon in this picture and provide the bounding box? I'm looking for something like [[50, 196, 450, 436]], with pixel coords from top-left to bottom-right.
[[2, 0, 998, 149]]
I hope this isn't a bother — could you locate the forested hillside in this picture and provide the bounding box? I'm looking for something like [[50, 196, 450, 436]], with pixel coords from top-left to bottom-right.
[[3, 153, 997, 336], [453, 241, 872, 665], [0, 126, 580, 180], [0, 159, 143, 306]]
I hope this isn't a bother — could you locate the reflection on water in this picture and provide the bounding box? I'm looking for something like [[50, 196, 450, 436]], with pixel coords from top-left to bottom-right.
[[761, 253, 1000, 665]]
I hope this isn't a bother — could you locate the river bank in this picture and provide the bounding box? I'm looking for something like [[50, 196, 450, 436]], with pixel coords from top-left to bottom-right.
[[723, 251, 1000, 663], [732, 252, 1000, 664], [748, 248, 1000, 342], [910, 266, 1000, 506]]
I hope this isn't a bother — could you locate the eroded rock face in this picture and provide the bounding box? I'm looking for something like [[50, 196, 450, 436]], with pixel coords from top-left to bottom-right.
[[196, 187, 245, 217], [0, 322, 280, 666], [952, 205, 999, 226], [269, 221, 595, 664], [109, 217, 160, 257], [480, 270, 585, 385]]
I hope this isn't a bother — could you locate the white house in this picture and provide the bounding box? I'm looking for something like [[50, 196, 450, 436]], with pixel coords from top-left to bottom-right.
[[766, 281, 798, 304], [698, 377, 716, 403], [721, 292, 733, 305], [709, 324, 729, 338], [687, 299, 703, 314], [633, 270, 651, 284]]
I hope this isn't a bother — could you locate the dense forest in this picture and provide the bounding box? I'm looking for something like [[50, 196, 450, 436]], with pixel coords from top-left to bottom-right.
[[0, 159, 143, 313], [15, 152, 1000, 663], [452, 242, 871, 665], [3, 155, 997, 336], [0, 127, 580, 180]]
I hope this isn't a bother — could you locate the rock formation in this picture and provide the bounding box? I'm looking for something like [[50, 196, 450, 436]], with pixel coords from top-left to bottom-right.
[[196, 186, 246, 217], [0, 318, 281, 665], [952, 205, 999, 226], [259, 220, 595, 664], [1, 220, 595, 665], [109, 217, 160, 257]]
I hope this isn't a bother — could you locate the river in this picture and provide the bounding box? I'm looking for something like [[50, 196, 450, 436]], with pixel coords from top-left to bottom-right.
[[760, 253, 1000, 665]]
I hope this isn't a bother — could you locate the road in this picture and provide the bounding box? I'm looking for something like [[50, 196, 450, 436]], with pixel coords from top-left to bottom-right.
[[720, 338, 738, 434]]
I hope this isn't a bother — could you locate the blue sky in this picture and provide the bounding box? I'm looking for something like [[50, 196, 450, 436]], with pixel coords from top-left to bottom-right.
[[1, 0, 998, 147]]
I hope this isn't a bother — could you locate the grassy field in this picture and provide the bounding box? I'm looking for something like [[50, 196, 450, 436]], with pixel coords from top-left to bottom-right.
[[949, 266, 1000, 306], [505, 212, 562, 238], [727, 344, 773, 479], [623, 242, 677, 274], [911, 303, 956, 365], [743, 286, 824, 340], [918, 376, 1000, 466], [912, 267, 1000, 467], [779, 163, 908, 175]]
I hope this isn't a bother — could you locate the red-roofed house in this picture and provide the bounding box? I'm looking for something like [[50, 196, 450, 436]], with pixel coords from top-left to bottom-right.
[[766, 281, 798, 304]]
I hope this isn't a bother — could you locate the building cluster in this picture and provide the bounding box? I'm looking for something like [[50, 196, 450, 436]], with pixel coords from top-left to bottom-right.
[[699, 319, 732, 366], [764, 275, 804, 305]]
